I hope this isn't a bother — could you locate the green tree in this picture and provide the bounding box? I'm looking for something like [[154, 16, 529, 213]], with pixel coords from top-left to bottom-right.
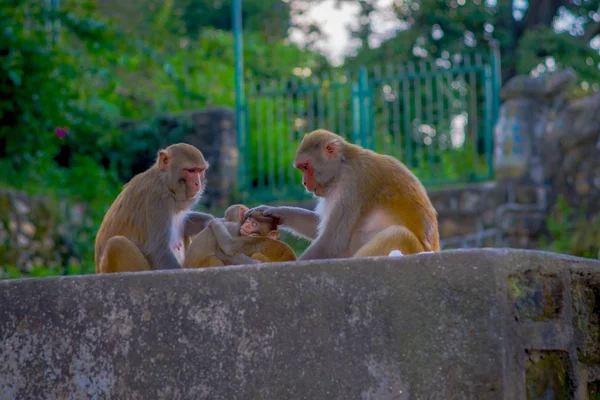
[[96, 0, 292, 41], [333, 0, 600, 86]]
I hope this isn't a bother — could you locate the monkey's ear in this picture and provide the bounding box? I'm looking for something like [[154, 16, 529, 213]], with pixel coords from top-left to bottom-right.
[[267, 230, 280, 240], [158, 150, 170, 171], [323, 140, 340, 160], [238, 205, 249, 221]]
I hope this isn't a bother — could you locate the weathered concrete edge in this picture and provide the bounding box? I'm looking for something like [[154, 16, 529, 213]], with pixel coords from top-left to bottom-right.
[[1, 248, 598, 287]]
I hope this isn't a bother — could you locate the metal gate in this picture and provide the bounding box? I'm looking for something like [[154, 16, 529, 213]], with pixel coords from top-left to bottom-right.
[[236, 44, 501, 203]]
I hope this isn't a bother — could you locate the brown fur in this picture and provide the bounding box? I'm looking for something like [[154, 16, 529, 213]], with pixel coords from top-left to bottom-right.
[[246, 129, 439, 260], [183, 204, 297, 268], [95, 143, 213, 273]]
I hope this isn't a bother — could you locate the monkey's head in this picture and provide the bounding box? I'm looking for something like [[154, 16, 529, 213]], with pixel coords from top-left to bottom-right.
[[224, 204, 249, 224], [294, 129, 345, 197], [227, 205, 280, 239], [157, 143, 208, 207]]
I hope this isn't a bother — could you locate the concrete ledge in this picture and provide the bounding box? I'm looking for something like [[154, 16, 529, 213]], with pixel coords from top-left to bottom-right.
[[1, 249, 600, 399]]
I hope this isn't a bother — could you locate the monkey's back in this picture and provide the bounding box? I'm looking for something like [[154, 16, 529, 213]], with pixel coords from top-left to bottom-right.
[[94, 171, 160, 267], [238, 237, 297, 262], [356, 149, 440, 251]]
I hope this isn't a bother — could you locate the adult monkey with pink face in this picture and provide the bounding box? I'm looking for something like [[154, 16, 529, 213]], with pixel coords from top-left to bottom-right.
[[246, 129, 440, 260], [95, 143, 215, 273]]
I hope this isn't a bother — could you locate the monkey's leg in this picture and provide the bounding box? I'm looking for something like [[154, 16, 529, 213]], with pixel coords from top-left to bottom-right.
[[251, 253, 271, 263], [99, 236, 151, 273], [222, 253, 260, 265], [183, 230, 216, 268], [192, 255, 225, 268], [352, 226, 426, 258]]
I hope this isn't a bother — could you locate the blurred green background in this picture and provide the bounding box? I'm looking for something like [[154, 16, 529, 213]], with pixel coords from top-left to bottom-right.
[[1, 0, 599, 279]]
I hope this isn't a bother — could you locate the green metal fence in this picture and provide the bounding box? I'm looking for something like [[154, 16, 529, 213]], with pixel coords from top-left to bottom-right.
[[237, 45, 501, 202]]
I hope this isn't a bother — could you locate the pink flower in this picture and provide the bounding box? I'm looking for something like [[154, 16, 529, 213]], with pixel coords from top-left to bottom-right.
[[54, 127, 68, 139]]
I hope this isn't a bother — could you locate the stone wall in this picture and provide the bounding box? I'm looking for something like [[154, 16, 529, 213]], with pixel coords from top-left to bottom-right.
[[0, 189, 89, 271], [1, 249, 599, 399], [434, 68, 600, 253], [430, 180, 548, 250]]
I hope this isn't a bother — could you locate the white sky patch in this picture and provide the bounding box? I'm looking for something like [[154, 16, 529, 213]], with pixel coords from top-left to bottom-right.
[[289, 0, 405, 65]]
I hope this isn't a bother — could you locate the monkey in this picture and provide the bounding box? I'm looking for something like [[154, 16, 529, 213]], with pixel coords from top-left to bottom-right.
[[95, 143, 215, 274], [245, 129, 440, 260], [183, 204, 297, 268]]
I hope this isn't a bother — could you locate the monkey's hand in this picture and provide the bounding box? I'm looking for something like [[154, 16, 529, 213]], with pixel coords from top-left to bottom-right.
[[245, 205, 319, 241], [244, 205, 287, 225]]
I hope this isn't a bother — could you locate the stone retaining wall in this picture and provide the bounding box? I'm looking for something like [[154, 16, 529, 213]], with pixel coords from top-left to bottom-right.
[[430, 180, 548, 250], [1, 249, 599, 399]]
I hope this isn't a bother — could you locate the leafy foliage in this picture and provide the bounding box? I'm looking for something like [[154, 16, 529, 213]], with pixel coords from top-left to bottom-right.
[[541, 195, 600, 260], [0, 0, 326, 279], [332, 0, 600, 90]]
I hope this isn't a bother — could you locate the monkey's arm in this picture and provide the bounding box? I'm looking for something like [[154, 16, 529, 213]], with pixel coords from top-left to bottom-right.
[[144, 216, 184, 269], [298, 198, 359, 260], [184, 211, 215, 236], [245, 205, 319, 240], [146, 236, 183, 270], [209, 219, 244, 256]]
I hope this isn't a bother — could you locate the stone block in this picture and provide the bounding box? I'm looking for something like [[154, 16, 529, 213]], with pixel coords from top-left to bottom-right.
[[514, 185, 543, 205], [500, 212, 546, 236], [572, 270, 600, 366], [438, 215, 479, 238], [507, 270, 564, 322], [525, 350, 574, 400], [1, 250, 600, 399]]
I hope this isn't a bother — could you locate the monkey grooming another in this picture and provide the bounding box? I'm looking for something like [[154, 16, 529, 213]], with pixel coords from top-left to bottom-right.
[[95, 143, 215, 274], [246, 129, 440, 260], [183, 204, 297, 268]]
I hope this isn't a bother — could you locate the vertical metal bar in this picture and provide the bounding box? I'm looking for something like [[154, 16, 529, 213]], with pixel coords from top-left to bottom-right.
[[296, 77, 306, 143], [233, 0, 246, 194], [389, 63, 401, 160], [277, 79, 286, 189], [475, 54, 484, 178], [424, 60, 434, 170], [317, 75, 326, 129], [385, 64, 402, 159], [401, 63, 412, 168], [456, 56, 468, 177], [287, 78, 298, 190], [435, 61, 444, 177], [358, 67, 370, 148], [465, 54, 478, 174], [339, 70, 349, 138], [351, 72, 361, 145], [306, 76, 315, 132], [484, 65, 494, 179], [410, 61, 421, 168], [256, 81, 265, 190], [325, 72, 336, 131], [266, 81, 276, 189], [374, 65, 387, 153]]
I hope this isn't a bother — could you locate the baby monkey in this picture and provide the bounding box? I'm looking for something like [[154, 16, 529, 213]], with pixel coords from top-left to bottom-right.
[[183, 204, 297, 268]]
